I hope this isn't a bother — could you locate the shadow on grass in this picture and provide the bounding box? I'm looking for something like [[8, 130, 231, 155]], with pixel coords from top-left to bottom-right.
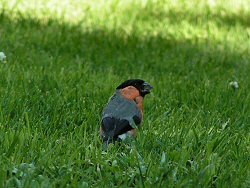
[[0, 10, 249, 188], [0, 11, 248, 79]]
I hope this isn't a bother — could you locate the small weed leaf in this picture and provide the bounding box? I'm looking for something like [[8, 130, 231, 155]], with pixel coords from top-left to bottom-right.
[[160, 152, 166, 164], [221, 119, 230, 130]]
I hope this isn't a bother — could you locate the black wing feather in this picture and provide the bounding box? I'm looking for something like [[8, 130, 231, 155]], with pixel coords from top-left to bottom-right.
[[101, 117, 133, 141]]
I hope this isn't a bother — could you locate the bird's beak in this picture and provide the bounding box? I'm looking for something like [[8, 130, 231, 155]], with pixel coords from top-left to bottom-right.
[[142, 82, 153, 94]]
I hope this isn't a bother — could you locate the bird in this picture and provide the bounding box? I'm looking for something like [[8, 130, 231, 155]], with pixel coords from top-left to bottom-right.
[[100, 79, 153, 147]]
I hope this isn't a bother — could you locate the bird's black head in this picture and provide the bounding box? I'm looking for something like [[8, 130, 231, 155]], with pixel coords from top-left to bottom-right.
[[116, 79, 153, 97]]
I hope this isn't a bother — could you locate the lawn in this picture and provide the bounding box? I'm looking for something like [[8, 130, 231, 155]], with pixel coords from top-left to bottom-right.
[[0, 0, 249, 187]]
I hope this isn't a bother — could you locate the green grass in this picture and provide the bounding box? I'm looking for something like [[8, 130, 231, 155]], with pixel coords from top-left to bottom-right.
[[0, 0, 250, 187]]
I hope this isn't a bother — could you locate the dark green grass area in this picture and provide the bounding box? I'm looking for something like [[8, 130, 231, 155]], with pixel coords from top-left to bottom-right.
[[0, 1, 250, 187]]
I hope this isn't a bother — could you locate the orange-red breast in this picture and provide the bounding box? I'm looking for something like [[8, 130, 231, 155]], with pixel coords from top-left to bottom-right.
[[100, 79, 153, 146]]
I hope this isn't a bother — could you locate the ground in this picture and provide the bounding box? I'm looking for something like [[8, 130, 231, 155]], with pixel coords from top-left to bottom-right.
[[0, 0, 249, 187]]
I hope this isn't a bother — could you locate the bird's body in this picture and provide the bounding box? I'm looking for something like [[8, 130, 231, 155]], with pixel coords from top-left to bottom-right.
[[100, 79, 153, 146]]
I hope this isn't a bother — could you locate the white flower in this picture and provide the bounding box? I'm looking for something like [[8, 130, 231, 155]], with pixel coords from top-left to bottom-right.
[[229, 81, 239, 89], [0, 52, 6, 62]]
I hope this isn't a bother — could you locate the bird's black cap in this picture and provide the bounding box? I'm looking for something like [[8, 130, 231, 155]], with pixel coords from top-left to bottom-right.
[[116, 79, 153, 97]]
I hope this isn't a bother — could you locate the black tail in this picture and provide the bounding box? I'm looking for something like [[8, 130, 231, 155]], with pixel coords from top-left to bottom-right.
[[101, 117, 132, 144]]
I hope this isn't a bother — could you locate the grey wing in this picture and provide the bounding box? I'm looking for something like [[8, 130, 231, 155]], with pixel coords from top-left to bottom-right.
[[102, 93, 142, 128]]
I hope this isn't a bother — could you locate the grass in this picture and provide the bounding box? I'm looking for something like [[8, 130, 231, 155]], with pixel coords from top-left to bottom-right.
[[0, 0, 250, 187]]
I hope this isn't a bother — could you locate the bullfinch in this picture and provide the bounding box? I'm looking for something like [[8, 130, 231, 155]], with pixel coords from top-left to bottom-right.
[[100, 79, 153, 146]]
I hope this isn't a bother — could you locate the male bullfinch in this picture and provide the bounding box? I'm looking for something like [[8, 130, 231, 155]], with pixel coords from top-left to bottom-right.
[[100, 79, 153, 146]]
